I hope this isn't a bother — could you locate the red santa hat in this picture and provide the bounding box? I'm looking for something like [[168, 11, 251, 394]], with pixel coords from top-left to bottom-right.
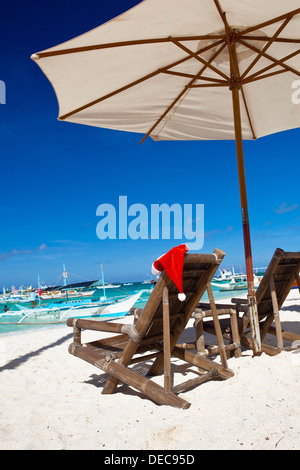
[[151, 244, 189, 301]]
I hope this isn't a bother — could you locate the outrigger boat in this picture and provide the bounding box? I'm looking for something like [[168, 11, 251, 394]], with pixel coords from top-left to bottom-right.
[[40, 287, 96, 300], [212, 268, 235, 284], [0, 291, 144, 325], [0, 286, 31, 304], [211, 275, 260, 291]]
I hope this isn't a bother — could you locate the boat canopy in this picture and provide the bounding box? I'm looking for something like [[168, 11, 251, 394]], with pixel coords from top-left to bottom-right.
[[43, 280, 98, 292]]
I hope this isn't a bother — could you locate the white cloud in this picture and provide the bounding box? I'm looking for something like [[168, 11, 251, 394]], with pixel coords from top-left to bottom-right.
[[274, 202, 298, 214], [38, 243, 48, 251], [0, 249, 31, 262]]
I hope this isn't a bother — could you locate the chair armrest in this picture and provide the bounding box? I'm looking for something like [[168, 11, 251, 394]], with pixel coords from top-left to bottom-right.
[[67, 318, 143, 343], [67, 317, 125, 333]]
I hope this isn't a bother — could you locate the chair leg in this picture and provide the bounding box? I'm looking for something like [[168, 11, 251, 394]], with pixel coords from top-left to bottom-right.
[[269, 275, 284, 351], [206, 282, 228, 370], [102, 341, 139, 394], [230, 311, 242, 358], [239, 312, 250, 338], [194, 315, 207, 356], [163, 287, 172, 393], [104, 358, 190, 409]]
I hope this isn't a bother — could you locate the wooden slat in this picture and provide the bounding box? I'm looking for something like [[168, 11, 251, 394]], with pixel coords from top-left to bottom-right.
[[268, 326, 300, 343], [172, 346, 234, 380], [284, 252, 300, 259], [255, 248, 284, 304], [172, 370, 218, 394], [148, 249, 226, 376]]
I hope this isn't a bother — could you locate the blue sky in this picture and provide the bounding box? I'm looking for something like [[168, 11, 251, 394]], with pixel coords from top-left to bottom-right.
[[0, 0, 299, 288]]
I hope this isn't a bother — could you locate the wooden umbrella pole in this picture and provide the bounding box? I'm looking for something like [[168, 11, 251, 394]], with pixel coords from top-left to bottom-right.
[[230, 38, 262, 355]]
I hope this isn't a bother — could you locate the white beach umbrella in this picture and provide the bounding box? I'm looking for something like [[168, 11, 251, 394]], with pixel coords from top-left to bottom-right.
[[31, 0, 300, 354]]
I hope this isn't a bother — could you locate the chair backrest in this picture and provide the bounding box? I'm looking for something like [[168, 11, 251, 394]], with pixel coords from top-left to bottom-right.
[[256, 248, 300, 319], [134, 249, 225, 347]]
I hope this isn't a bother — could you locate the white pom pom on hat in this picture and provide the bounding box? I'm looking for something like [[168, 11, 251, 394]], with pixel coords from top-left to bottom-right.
[[178, 292, 186, 302], [151, 244, 189, 301]]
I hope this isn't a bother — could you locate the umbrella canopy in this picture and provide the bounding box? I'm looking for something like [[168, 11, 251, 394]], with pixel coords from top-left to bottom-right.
[[31, 0, 300, 353], [31, 0, 300, 139]]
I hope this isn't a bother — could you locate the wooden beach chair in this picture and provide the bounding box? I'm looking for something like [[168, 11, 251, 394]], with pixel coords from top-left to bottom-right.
[[195, 248, 300, 356], [67, 249, 234, 409]]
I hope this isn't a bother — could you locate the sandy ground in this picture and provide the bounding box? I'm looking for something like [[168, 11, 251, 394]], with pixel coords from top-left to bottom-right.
[[0, 290, 299, 450]]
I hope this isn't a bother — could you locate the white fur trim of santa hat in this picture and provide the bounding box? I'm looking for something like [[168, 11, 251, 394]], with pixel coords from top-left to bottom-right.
[[151, 264, 161, 276]]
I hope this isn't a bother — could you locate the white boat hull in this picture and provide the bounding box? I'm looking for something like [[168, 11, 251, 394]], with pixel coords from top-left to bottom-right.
[[211, 277, 260, 292], [0, 291, 144, 325]]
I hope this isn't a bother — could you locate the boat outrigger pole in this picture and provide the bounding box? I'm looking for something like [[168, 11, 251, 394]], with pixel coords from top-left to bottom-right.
[[101, 264, 107, 300]]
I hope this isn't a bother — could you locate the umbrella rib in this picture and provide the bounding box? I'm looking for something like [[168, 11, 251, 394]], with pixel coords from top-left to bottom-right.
[[214, 1, 298, 83], [241, 47, 300, 83], [215, 1, 257, 140], [239, 39, 300, 79], [224, 22, 257, 140], [162, 71, 227, 84], [190, 83, 228, 88], [213, 0, 300, 45], [239, 36, 300, 45], [214, 0, 229, 30], [34, 35, 226, 59], [239, 86, 256, 140], [138, 87, 189, 145], [231, 42, 257, 140], [215, 5, 237, 80], [169, 37, 230, 81], [240, 16, 294, 80], [58, 39, 226, 121], [139, 41, 228, 144], [236, 8, 300, 37], [243, 68, 288, 84]]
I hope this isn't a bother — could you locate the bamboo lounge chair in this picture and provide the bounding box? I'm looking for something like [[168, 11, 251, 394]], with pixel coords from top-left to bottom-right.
[[67, 249, 234, 409], [195, 248, 300, 356]]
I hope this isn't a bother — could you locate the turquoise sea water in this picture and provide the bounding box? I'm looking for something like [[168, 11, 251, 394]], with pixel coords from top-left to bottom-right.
[[0, 281, 246, 337]]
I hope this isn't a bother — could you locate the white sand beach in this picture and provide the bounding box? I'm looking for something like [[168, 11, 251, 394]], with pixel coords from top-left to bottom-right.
[[0, 290, 299, 451]]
